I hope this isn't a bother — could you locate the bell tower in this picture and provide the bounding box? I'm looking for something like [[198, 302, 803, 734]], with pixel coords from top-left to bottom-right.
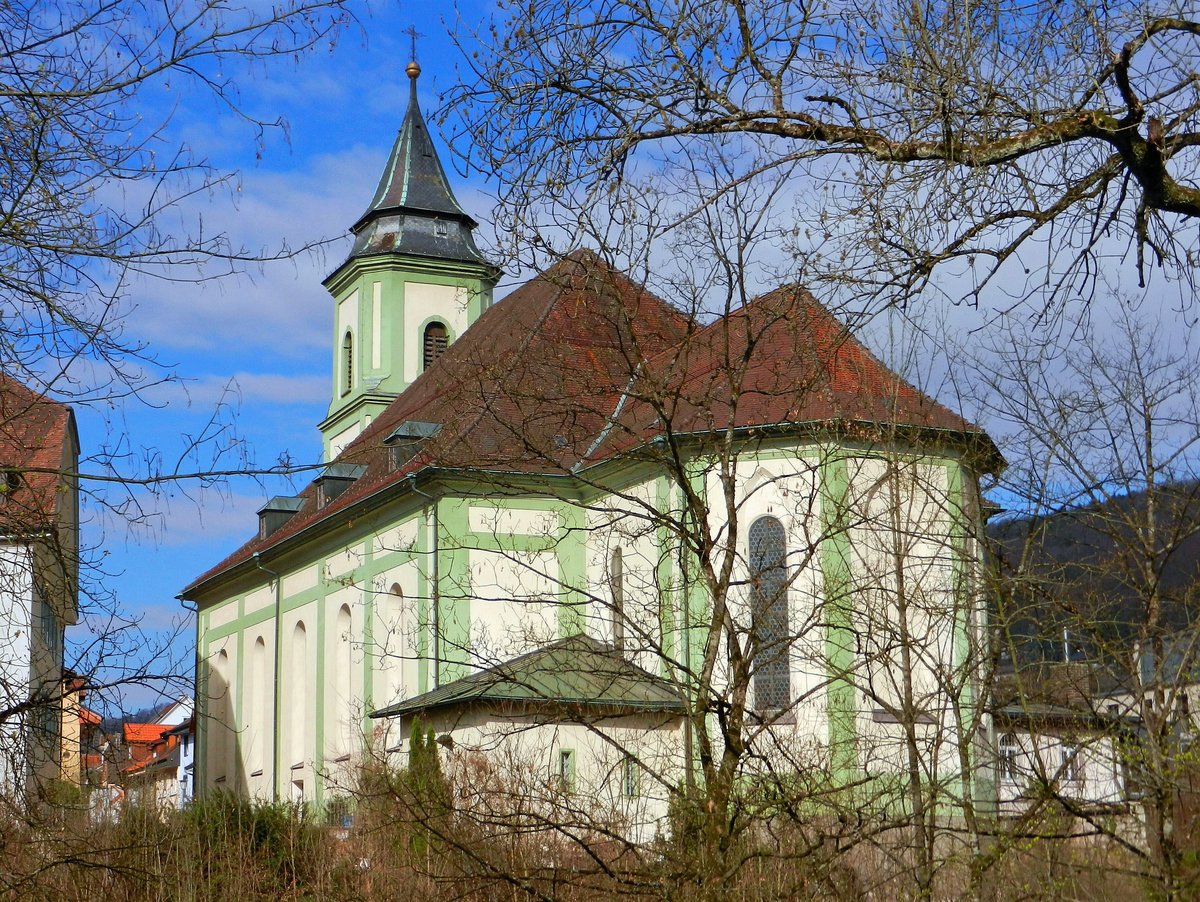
[[319, 59, 499, 460]]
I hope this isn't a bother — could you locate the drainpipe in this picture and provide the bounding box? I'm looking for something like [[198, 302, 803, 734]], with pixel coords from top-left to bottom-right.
[[253, 552, 282, 803], [407, 474, 440, 689]]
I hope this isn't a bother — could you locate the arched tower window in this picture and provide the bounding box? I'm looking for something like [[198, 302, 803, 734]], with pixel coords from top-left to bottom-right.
[[610, 546, 625, 653], [423, 321, 448, 370], [748, 516, 790, 712], [341, 331, 353, 396]]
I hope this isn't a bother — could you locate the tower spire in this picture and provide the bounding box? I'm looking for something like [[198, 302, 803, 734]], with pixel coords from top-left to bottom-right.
[[343, 42, 486, 266]]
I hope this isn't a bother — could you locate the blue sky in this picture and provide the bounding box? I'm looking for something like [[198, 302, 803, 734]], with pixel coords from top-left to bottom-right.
[[74, 0, 524, 710]]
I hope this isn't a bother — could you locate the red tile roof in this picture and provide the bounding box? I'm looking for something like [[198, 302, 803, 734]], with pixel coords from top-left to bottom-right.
[[0, 377, 75, 535], [123, 722, 171, 745], [182, 252, 997, 599]]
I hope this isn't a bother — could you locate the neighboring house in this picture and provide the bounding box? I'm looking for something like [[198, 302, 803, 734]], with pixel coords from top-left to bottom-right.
[[122, 696, 194, 771], [181, 62, 1000, 832], [992, 665, 1133, 818], [990, 486, 1200, 821], [122, 698, 195, 811], [59, 672, 102, 786], [126, 716, 195, 811], [0, 377, 79, 800]]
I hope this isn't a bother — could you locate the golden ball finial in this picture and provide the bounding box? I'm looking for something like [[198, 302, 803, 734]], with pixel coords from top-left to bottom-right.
[[406, 60, 421, 80]]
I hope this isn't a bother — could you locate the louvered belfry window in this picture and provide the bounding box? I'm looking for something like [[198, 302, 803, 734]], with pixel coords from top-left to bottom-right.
[[749, 515, 790, 711], [423, 322, 448, 370]]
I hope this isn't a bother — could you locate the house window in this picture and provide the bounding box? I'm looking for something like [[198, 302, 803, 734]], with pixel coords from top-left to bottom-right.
[[1060, 743, 1084, 784], [622, 755, 638, 799], [999, 732, 1019, 783], [610, 546, 625, 653], [556, 748, 575, 792], [341, 331, 353, 396], [423, 322, 448, 370], [749, 516, 790, 711]]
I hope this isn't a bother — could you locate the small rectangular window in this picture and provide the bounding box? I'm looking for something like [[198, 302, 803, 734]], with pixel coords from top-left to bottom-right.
[[557, 749, 575, 793], [1060, 743, 1084, 783], [622, 755, 638, 799]]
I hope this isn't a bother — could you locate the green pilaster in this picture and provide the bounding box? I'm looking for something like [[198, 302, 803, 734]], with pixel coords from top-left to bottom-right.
[[655, 477, 676, 676], [437, 497, 471, 683], [313, 576, 328, 800], [820, 453, 858, 782], [558, 505, 587, 637]]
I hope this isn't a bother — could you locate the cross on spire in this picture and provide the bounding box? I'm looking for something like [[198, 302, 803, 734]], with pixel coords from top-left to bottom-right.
[[405, 25, 422, 63]]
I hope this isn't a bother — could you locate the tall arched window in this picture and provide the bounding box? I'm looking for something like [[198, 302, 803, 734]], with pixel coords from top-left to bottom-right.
[[289, 622, 308, 767], [250, 637, 267, 775], [341, 331, 353, 395], [610, 546, 625, 652], [332, 605, 354, 761], [210, 649, 232, 784], [423, 322, 448, 370], [749, 516, 790, 711]]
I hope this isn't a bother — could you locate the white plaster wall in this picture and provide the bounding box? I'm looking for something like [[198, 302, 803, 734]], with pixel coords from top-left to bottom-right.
[[468, 549, 560, 665], [0, 543, 33, 797], [403, 282, 469, 384], [584, 480, 664, 673], [203, 636, 238, 791], [329, 422, 361, 459], [844, 456, 960, 772], [324, 586, 366, 790], [386, 709, 685, 843], [997, 730, 1125, 815], [469, 506, 557, 537], [372, 561, 421, 716], [373, 520, 418, 558], [280, 600, 318, 799], [241, 623, 275, 801]]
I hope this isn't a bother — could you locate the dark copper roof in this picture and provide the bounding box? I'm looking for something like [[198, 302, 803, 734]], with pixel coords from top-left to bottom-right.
[[344, 66, 487, 266], [183, 252, 998, 598]]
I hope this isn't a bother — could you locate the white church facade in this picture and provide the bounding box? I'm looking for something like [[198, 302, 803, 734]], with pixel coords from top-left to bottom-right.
[[183, 63, 1002, 834]]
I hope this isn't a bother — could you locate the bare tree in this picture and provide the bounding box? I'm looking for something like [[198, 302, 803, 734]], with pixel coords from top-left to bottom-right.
[[0, 0, 357, 836], [966, 304, 1200, 897], [448, 0, 1200, 308]]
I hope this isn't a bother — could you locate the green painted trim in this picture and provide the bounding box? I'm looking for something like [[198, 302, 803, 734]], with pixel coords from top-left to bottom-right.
[[234, 634, 245, 792], [558, 505, 586, 636], [655, 477, 676, 677], [820, 453, 857, 782], [363, 584, 376, 721], [438, 498, 471, 683], [313, 594, 327, 799]]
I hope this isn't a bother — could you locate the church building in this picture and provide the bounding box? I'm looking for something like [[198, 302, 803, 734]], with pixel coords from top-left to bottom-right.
[[183, 62, 1002, 833]]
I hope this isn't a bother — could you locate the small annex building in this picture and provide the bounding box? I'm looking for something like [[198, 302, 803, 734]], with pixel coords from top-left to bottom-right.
[[0, 377, 79, 801], [182, 63, 1002, 834]]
